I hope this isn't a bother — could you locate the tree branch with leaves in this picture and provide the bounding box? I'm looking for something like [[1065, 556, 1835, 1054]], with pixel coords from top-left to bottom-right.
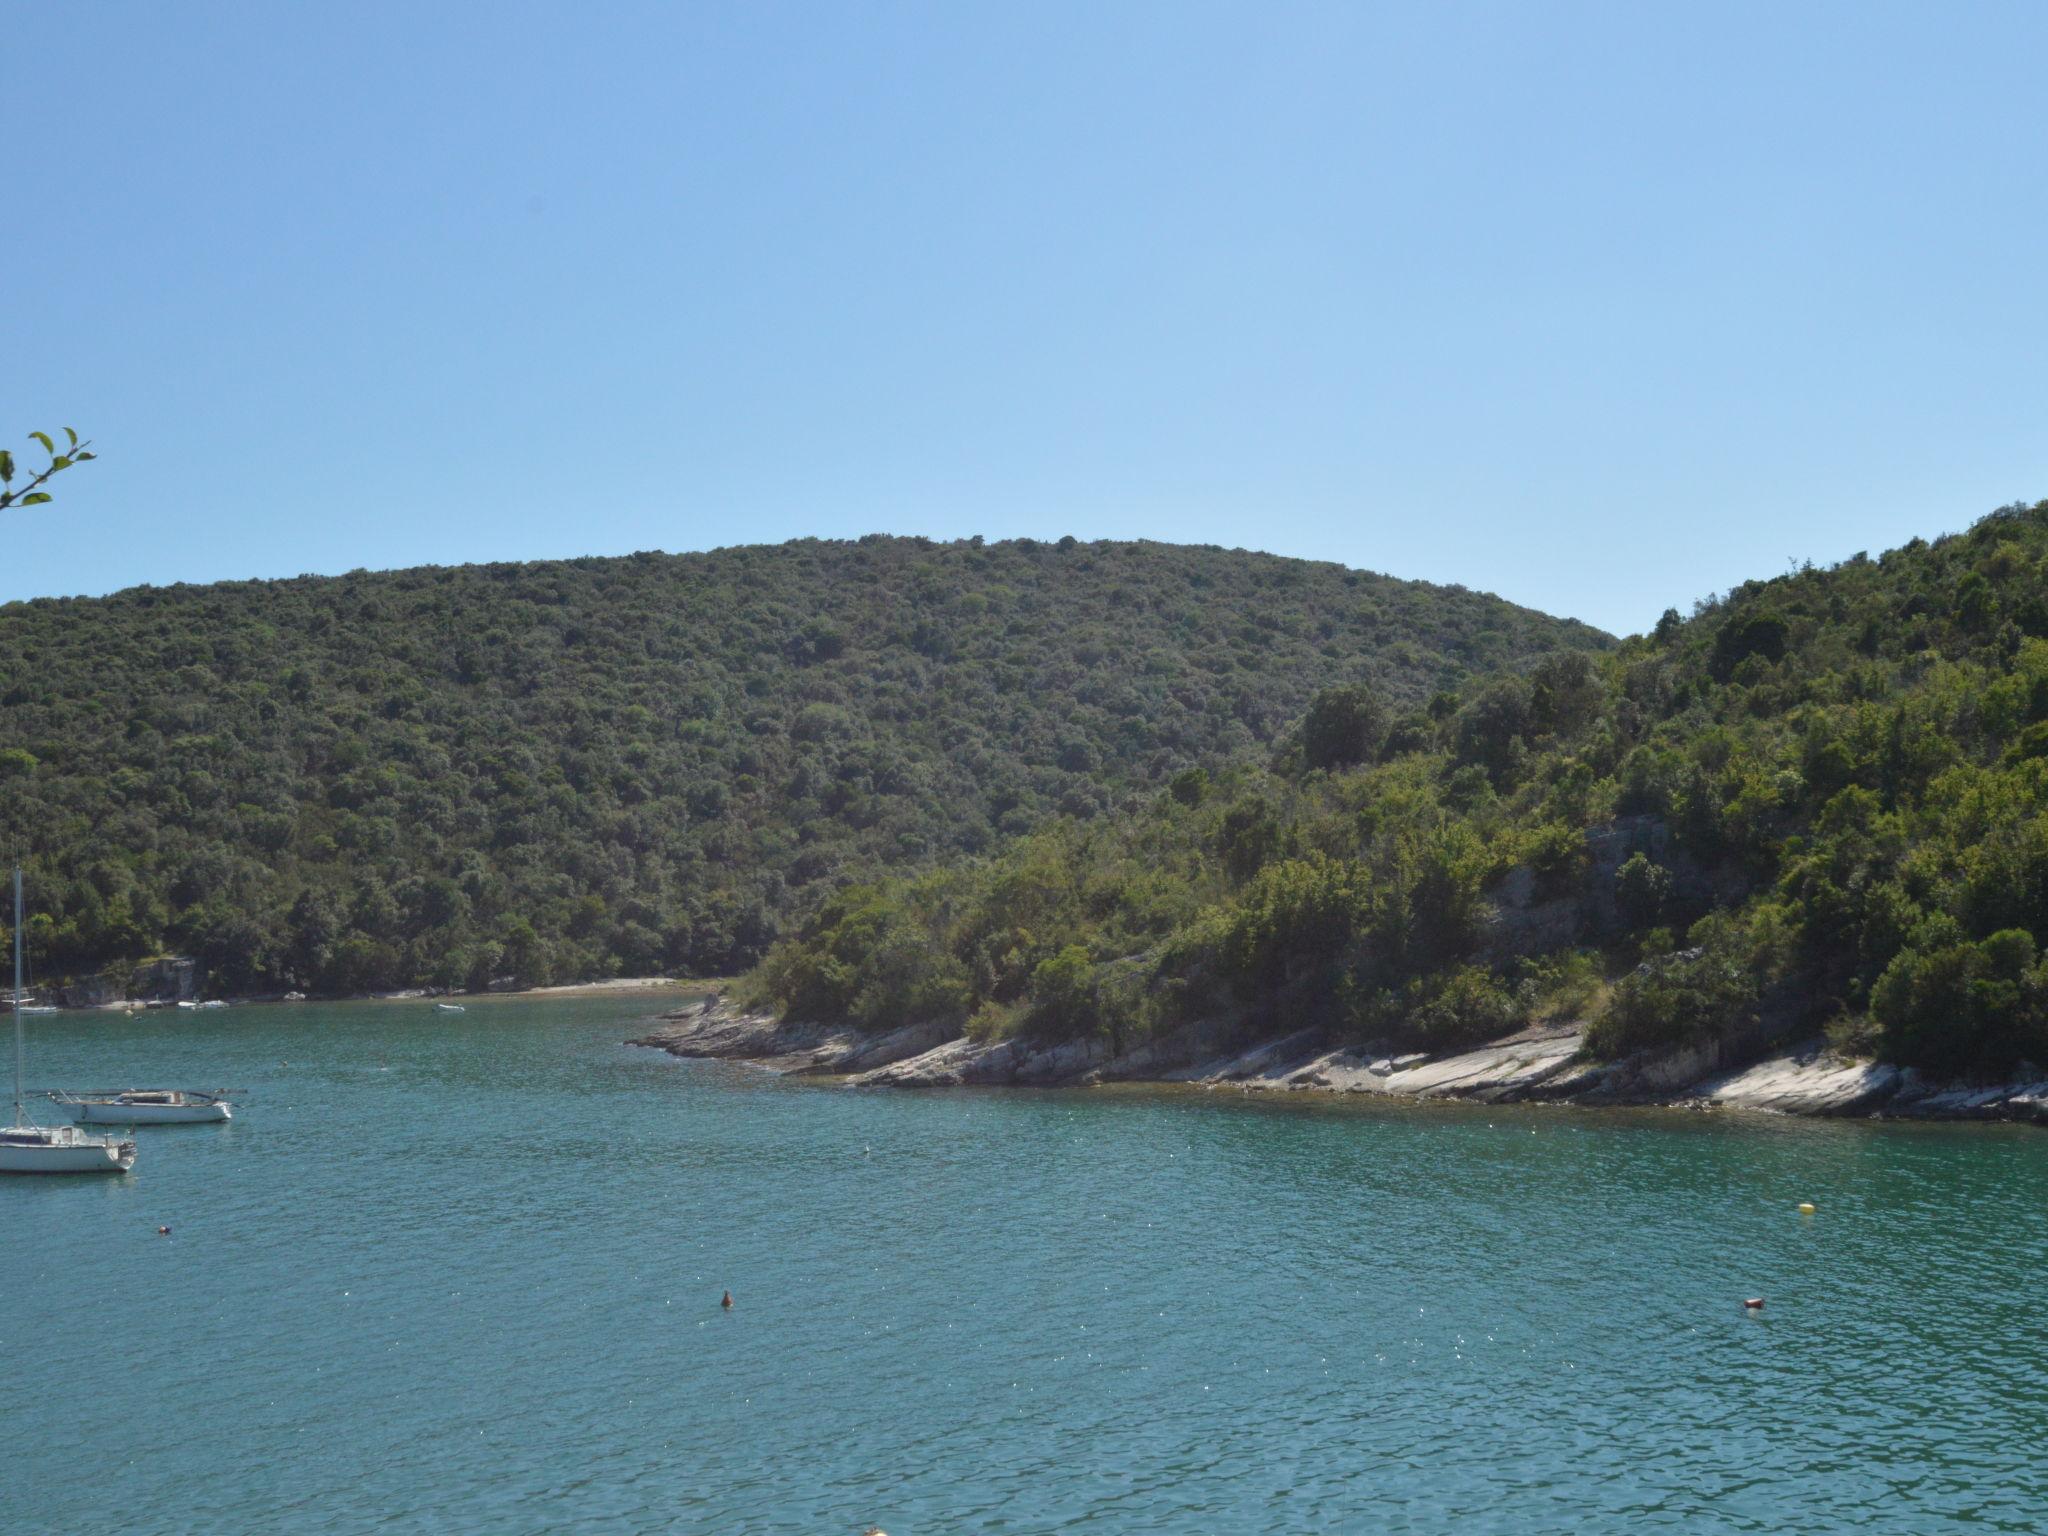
[[0, 427, 94, 510]]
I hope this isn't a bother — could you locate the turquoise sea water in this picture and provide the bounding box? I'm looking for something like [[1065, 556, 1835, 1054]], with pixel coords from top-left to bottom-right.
[[6, 994, 2046, 1533]]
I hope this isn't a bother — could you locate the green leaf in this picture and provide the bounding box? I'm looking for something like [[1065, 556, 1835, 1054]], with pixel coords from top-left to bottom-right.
[[19, 492, 52, 505], [73, 451, 95, 462], [28, 431, 53, 454], [0, 450, 12, 481], [50, 456, 70, 472], [63, 427, 77, 448]]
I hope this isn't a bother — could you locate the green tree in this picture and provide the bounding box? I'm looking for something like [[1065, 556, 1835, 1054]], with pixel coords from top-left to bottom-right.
[[1870, 930, 2046, 1075], [1614, 852, 1671, 930], [1029, 945, 1103, 1039], [1299, 683, 1388, 771]]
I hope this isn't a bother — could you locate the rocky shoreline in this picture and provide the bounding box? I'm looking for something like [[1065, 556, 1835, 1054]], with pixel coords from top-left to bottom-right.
[[632, 997, 2048, 1125]]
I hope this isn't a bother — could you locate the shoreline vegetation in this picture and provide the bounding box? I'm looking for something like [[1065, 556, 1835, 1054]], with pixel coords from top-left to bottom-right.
[[634, 996, 2048, 1125], [736, 502, 2048, 1112]]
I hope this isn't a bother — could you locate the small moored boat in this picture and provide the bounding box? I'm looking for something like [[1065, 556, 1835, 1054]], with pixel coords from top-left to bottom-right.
[[53, 1088, 234, 1124], [0, 1123, 137, 1173], [433, 1002, 466, 1014]]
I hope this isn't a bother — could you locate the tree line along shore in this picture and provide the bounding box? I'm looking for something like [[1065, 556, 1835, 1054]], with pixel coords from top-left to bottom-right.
[[737, 501, 2048, 1096]]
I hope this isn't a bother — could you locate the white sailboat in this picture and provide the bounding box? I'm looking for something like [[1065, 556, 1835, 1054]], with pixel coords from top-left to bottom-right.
[[0, 869, 136, 1174], [53, 1087, 232, 1124]]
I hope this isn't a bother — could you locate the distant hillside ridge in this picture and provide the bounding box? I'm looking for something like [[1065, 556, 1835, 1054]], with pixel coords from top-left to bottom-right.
[[0, 534, 1609, 992]]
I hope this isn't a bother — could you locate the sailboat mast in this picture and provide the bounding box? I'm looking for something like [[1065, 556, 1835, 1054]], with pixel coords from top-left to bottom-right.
[[13, 866, 23, 1125]]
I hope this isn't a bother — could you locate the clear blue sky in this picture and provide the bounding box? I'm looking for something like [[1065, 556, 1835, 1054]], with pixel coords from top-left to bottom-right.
[[12, 1, 2046, 635]]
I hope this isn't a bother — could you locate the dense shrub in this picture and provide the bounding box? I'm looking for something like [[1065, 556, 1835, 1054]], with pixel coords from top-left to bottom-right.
[[1584, 934, 1759, 1058], [1710, 611, 1791, 680], [1298, 684, 1388, 771], [1613, 852, 1671, 930], [1214, 854, 1373, 990], [1028, 946, 1105, 1039], [1870, 930, 2048, 1076], [1408, 966, 1522, 1049]]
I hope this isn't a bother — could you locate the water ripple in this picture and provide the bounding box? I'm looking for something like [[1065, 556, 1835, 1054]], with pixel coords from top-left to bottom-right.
[[5, 1002, 2046, 1533]]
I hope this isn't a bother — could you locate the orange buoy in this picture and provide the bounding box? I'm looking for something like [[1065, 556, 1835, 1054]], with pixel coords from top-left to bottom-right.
[[157, 1225, 171, 1236]]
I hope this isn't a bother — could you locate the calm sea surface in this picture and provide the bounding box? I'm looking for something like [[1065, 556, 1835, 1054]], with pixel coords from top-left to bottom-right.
[[6, 994, 2046, 1533]]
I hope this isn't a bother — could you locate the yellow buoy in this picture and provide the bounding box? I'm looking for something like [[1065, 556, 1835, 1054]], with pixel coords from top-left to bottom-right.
[[1798, 1201, 1816, 1215]]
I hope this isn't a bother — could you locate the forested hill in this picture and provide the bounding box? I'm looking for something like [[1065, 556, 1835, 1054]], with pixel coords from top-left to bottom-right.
[[751, 501, 2048, 1078], [0, 534, 1607, 992]]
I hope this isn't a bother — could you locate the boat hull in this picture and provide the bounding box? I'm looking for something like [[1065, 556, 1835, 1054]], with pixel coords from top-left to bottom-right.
[[74, 1100, 230, 1124], [0, 1138, 136, 1174]]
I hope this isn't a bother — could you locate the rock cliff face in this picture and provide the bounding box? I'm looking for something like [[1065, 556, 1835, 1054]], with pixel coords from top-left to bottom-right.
[[1477, 814, 1746, 961], [633, 998, 2048, 1125]]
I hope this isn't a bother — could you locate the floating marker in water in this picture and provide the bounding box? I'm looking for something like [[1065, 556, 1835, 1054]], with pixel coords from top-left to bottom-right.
[[1743, 1297, 1764, 1309], [1798, 1202, 1816, 1214]]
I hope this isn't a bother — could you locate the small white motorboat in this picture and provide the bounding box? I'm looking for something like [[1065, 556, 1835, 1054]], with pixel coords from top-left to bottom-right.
[[54, 1088, 234, 1124], [175, 1000, 196, 1011], [196, 999, 227, 1010], [0, 1123, 136, 1173], [433, 1002, 466, 1014]]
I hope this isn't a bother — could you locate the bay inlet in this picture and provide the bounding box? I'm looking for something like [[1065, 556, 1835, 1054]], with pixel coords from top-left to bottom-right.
[[7, 995, 2044, 1532]]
